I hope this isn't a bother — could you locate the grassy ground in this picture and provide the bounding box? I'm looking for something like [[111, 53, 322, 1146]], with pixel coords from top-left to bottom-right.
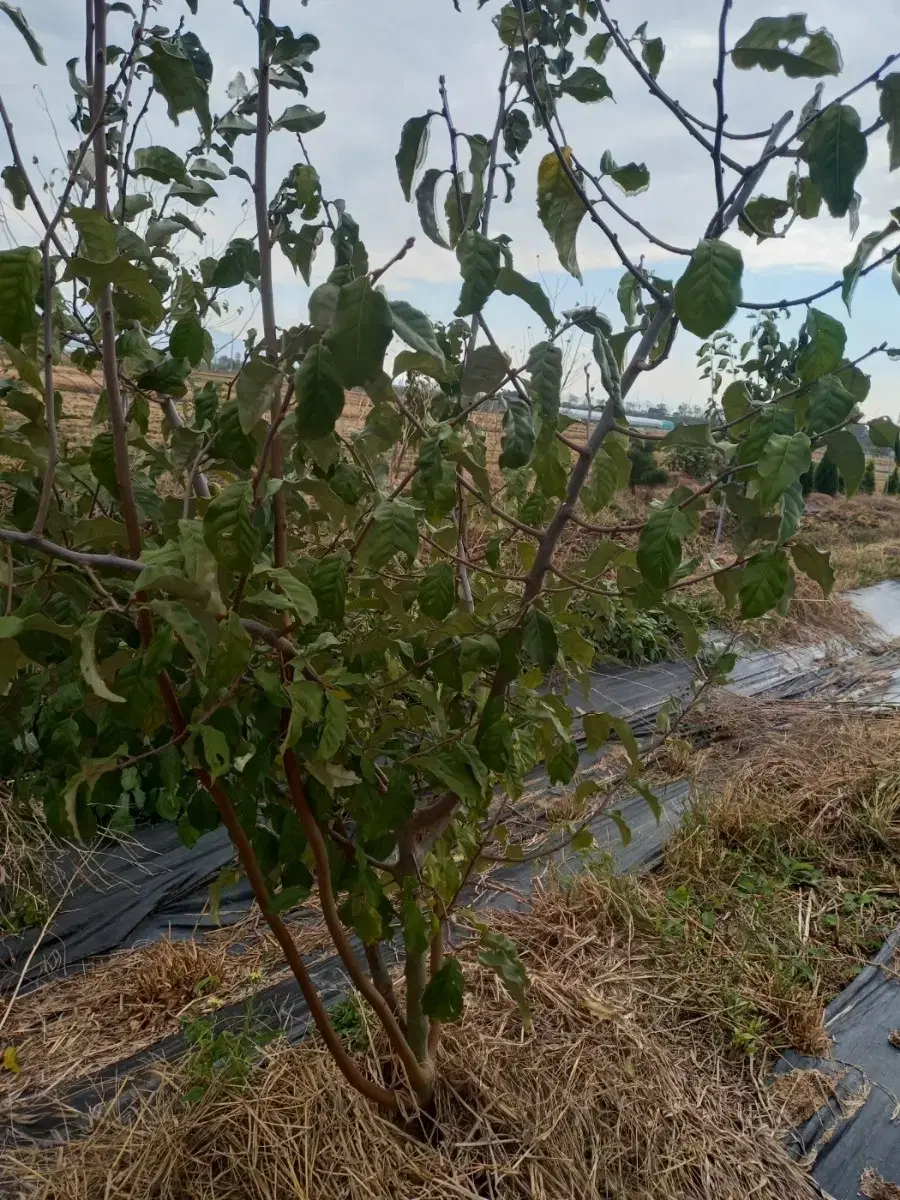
[[5, 698, 898, 1198]]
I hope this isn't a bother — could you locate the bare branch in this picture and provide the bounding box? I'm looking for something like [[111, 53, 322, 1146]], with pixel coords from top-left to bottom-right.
[[739, 245, 900, 311], [711, 0, 733, 223], [31, 246, 57, 536], [255, 0, 287, 571], [514, 2, 663, 299], [594, 0, 744, 173], [369, 235, 416, 284]]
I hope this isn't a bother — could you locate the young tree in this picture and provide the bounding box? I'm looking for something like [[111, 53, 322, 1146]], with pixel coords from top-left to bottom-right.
[[0, 0, 898, 1110], [813, 456, 841, 496], [859, 458, 877, 494], [886, 466, 900, 495], [628, 439, 669, 488]]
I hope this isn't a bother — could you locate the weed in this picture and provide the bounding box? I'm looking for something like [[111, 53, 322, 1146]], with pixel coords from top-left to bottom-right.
[[180, 1012, 278, 1105], [327, 996, 370, 1052]]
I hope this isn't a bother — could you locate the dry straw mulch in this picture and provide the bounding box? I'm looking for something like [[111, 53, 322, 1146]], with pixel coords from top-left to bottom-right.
[[4, 875, 818, 1200]]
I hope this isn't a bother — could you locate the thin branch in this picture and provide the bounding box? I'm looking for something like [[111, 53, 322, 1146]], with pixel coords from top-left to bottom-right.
[[515, 0, 663, 301], [369, 236, 416, 285], [480, 51, 513, 237], [711, 0, 732, 224], [574, 156, 693, 257], [594, 0, 743, 173], [739, 245, 900, 311], [282, 750, 431, 1093], [115, 0, 152, 198], [31, 247, 57, 536], [671, 102, 776, 142], [255, 0, 287, 571]]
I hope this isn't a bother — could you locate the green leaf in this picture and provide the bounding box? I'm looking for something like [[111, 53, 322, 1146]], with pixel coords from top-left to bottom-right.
[[149, 601, 210, 672], [547, 737, 579, 785], [617, 272, 641, 325], [525, 340, 563, 422], [236, 357, 281, 434], [63, 256, 164, 326], [273, 104, 326, 133], [460, 634, 501, 674], [805, 376, 855, 437], [738, 195, 791, 241], [797, 308, 847, 382], [422, 958, 465, 1023], [263, 567, 318, 624], [281, 679, 324, 754], [0, 3, 45, 64], [367, 500, 419, 568], [415, 168, 450, 250], [714, 567, 743, 612], [499, 397, 534, 469], [418, 562, 455, 620], [661, 421, 714, 448], [537, 149, 586, 281], [89, 430, 119, 498], [325, 277, 393, 388], [169, 315, 206, 366], [209, 237, 259, 288], [388, 300, 445, 360], [477, 931, 531, 1029], [805, 105, 867, 219], [318, 695, 347, 761], [757, 432, 811, 508], [878, 74, 900, 171], [841, 222, 899, 312], [134, 145, 189, 183], [309, 552, 348, 623], [583, 713, 610, 754], [600, 150, 650, 196], [791, 541, 835, 597], [179, 518, 225, 614], [641, 36, 665, 79], [495, 267, 556, 330], [558, 66, 612, 104], [794, 175, 822, 219], [674, 240, 743, 338], [294, 343, 345, 441], [825, 429, 865, 497], [455, 231, 501, 317], [395, 112, 433, 201], [522, 608, 558, 671], [739, 549, 791, 618], [731, 15, 841, 78], [868, 416, 900, 449], [78, 612, 125, 703], [586, 32, 612, 64], [0, 247, 39, 348], [461, 343, 509, 398], [778, 481, 806, 545], [203, 481, 258, 573], [144, 37, 211, 139], [637, 506, 690, 589], [502, 108, 531, 161], [197, 725, 229, 778], [583, 450, 619, 514], [608, 810, 632, 848], [1, 165, 27, 210]]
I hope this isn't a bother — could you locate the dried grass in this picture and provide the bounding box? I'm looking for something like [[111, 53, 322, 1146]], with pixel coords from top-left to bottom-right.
[[860, 1167, 900, 1200], [0, 911, 330, 1110], [3, 877, 818, 1200], [768, 1068, 842, 1130]]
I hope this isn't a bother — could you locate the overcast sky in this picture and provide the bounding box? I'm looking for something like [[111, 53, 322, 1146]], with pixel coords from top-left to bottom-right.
[[2, 0, 899, 415]]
